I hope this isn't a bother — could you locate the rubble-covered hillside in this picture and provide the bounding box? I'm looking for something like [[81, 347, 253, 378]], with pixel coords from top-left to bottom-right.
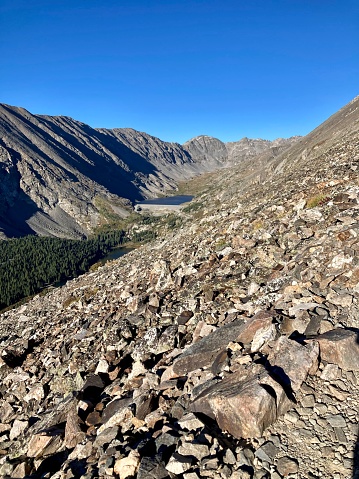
[[0, 96, 359, 479]]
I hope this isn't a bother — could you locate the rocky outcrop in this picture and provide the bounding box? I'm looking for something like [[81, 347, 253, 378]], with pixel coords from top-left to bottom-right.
[[0, 96, 358, 478], [183, 135, 301, 168]]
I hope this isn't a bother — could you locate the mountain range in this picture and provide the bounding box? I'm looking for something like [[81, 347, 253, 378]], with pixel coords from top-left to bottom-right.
[[0, 103, 300, 238]]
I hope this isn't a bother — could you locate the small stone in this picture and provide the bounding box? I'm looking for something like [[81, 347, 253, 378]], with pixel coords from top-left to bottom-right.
[[27, 434, 63, 458], [276, 456, 299, 475], [165, 453, 193, 474], [68, 441, 93, 460], [65, 406, 86, 448], [301, 394, 315, 408], [137, 455, 168, 479], [11, 462, 31, 478], [321, 363, 339, 381], [224, 448, 237, 465], [316, 329, 359, 370], [183, 473, 200, 479], [114, 450, 140, 479], [177, 413, 204, 431], [9, 419, 27, 440], [256, 441, 280, 462], [94, 426, 119, 448], [178, 442, 210, 461], [86, 410, 102, 426], [325, 414, 345, 428], [95, 359, 109, 374], [251, 323, 276, 353], [334, 427, 347, 443], [284, 411, 299, 424], [23, 384, 45, 402]]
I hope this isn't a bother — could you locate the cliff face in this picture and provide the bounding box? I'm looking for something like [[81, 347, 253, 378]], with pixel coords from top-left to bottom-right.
[[0, 97, 358, 478], [0, 104, 299, 238], [183, 135, 301, 167]]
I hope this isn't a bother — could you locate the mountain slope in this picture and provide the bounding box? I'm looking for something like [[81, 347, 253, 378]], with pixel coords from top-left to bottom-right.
[[0, 96, 358, 478], [0, 104, 299, 238], [0, 104, 195, 238]]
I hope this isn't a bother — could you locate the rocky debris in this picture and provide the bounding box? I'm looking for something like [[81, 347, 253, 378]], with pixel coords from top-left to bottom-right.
[[0, 96, 359, 477]]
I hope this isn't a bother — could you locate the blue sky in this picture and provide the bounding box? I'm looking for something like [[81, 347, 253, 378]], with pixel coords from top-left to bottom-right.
[[0, 0, 358, 143]]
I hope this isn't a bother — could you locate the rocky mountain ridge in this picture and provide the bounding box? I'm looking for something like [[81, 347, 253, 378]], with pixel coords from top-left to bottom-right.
[[0, 103, 299, 238], [0, 96, 358, 478]]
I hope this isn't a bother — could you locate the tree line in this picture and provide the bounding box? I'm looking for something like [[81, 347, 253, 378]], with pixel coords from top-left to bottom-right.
[[0, 230, 125, 309]]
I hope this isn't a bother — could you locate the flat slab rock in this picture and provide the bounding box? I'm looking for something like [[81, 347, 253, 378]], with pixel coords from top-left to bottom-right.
[[173, 311, 274, 375], [191, 338, 319, 438]]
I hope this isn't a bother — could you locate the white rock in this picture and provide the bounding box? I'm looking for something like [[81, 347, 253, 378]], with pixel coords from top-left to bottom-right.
[[95, 359, 109, 374], [24, 384, 44, 402], [10, 419, 27, 440], [166, 453, 193, 474], [251, 323, 276, 352], [329, 253, 353, 270], [114, 450, 140, 478]]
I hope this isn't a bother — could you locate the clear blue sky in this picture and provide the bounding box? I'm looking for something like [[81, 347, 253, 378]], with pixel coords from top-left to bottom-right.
[[0, 0, 358, 143]]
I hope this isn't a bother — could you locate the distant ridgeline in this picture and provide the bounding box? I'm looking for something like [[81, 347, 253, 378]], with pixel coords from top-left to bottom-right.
[[0, 231, 126, 309]]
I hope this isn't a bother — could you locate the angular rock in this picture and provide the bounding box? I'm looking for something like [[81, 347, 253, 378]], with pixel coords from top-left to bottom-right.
[[191, 337, 318, 438], [172, 319, 246, 375], [237, 310, 274, 345], [98, 396, 133, 433], [27, 433, 63, 458], [114, 450, 140, 479], [276, 456, 299, 475], [11, 461, 31, 478], [173, 312, 273, 376], [266, 336, 319, 391], [9, 419, 27, 440], [316, 329, 359, 370], [177, 412, 205, 431], [28, 394, 77, 435], [165, 452, 193, 474], [178, 441, 210, 460], [191, 365, 287, 438], [94, 426, 119, 448], [64, 406, 86, 449], [137, 455, 168, 479]]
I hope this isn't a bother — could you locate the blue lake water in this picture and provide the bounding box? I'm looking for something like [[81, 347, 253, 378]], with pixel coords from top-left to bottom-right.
[[97, 246, 135, 265], [136, 195, 193, 205]]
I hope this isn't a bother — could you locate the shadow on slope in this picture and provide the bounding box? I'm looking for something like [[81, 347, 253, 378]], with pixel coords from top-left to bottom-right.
[[2, 105, 156, 202], [38, 116, 162, 201], [0, 191, 40, 237]]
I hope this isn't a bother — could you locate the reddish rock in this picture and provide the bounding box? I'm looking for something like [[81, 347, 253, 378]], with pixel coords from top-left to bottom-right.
[[191, 365, 288, 438], [65, 406, 86, 449], [316, 329, 359, 371], [191, 337, 318, 438], [236, 310, 274, 345]]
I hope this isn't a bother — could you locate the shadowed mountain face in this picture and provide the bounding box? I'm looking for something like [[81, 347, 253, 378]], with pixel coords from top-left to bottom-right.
[[0, 103, 299, 238]]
